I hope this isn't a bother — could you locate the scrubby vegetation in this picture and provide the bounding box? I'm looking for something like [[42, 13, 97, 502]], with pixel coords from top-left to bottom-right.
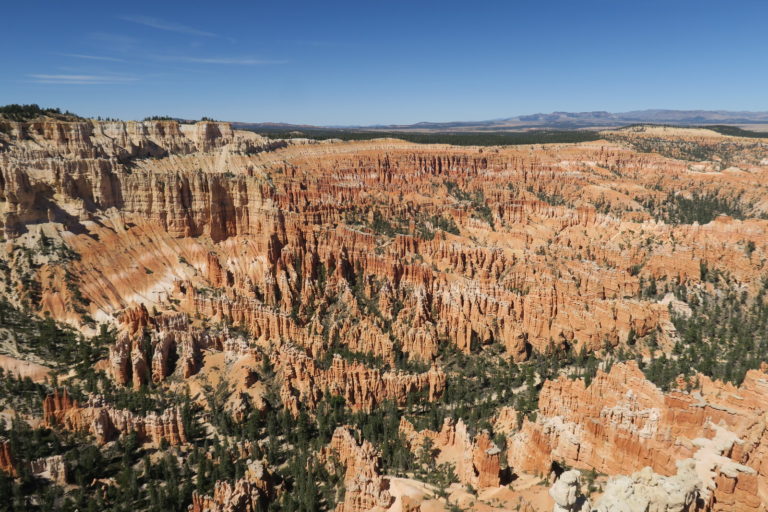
[[0, 104, 82, 122], [142, 115, 177, 121], [643, 191, 748, 225], [246, 128, 602, 146], [704, 125, 768, 138], [606, 127, 768, 166], [344, 207, 460, 240], [0, 299, 109, 374], [642, 277, 768, 389]]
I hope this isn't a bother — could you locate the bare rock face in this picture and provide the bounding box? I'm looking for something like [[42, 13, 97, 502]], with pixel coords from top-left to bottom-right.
[[0, 354, 50, 382], [319, 427, 393, 512], [30, 455, 68, 485], [510, 362, 768, 511], [43, 389, 187, 446], [509, 362, 670, 475], [400, 495, 421, 512], [277, 345, 445, 414], [472, 431, 502, 488], [493, 406, 521, 435], [591, 459, 701, 512], [8, 119, 763, 367], [0, 440, 15, 476], [189, 460, 272, 512], [111, 310, 234, 388], [399, 417, 501, 488], [549, 470, 590, 512]]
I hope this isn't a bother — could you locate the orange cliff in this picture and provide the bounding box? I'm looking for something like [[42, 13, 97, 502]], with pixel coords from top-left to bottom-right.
[[190, 460, 273, 512], [110, 307, 238, 388], [319, 426, 394, 512], [43, 389, 187, 446], [399, 417, 501, 489], [2, 118, 768, 512], [277, 345, 445, 415], [507, 361, 768, 510], [0, 440, 15, 476], [3, 119, 767, 369]]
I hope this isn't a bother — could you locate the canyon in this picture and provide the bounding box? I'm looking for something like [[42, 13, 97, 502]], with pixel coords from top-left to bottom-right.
[[1, 114, 768, 511]]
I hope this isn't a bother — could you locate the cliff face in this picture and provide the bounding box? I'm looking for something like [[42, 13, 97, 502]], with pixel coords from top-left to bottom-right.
[[0, 440, 14, 476], [319, 427, 394, 512], [277, 345, 445, 414], [5, 118, 767, 370], [399, 417, 501, 489], [509, 362, 768, 510], [0, 118, 282, 240], [42, 389, 187, 446], [110, 307, 238, 387], [190, 460, 272, 512]]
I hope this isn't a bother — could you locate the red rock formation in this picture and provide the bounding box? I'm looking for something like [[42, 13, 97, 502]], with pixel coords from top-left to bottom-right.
[[30, 455, 68, 484], [0, 440, 15, 476], [190, 460, 272, 512], [508, 362, 768, 510], [7, 119, 766, 366], [4, 118, 768, 511], [277, 345, 445, 414], [43, 389, 187, 446], [119, 303, 154, 335], [400, 417, 501, 488], [110, 312, 233, 387], [319, 427, 394, 512], [473, 431, 502, 488], [493, 406, 521, 435]]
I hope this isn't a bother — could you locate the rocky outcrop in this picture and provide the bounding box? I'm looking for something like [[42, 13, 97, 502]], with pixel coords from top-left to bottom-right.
[[400, 495, 421, 512], [399, 417, 501, 488], [549, 462, 701, 512], [472, 431, 502, 488], [7, 119, 765, 366], [0, 440, 15, 476], [549, 470, 590, 512], [511, 362, 768, 511], [30, 455, 68, 485], [0, 442, 67, 483], [319, 426, 393, 512], [591, 459, 701, 512], [277, 345, 445, 414], [43, 389, 187, 446], [189, 460, 272, 512], [110, 310, 235, 387], [493, 406, 521, 435]]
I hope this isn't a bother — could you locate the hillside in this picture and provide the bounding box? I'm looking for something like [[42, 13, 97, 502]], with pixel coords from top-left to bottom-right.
[[235, 109, 768, 134]]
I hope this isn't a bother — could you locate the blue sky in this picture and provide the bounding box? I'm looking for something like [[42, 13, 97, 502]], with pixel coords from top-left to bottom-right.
[[1, 1, 767, 125]]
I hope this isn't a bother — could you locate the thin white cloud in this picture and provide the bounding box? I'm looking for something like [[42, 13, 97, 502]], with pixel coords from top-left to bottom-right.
[[120, 15, 217, 37], [58, 53, 126, 62], [28, 74, 138, 85], [154, 55, 287, 65]]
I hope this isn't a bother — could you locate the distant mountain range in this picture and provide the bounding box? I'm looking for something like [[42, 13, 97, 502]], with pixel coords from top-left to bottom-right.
[[234, 109, 768, 133]]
